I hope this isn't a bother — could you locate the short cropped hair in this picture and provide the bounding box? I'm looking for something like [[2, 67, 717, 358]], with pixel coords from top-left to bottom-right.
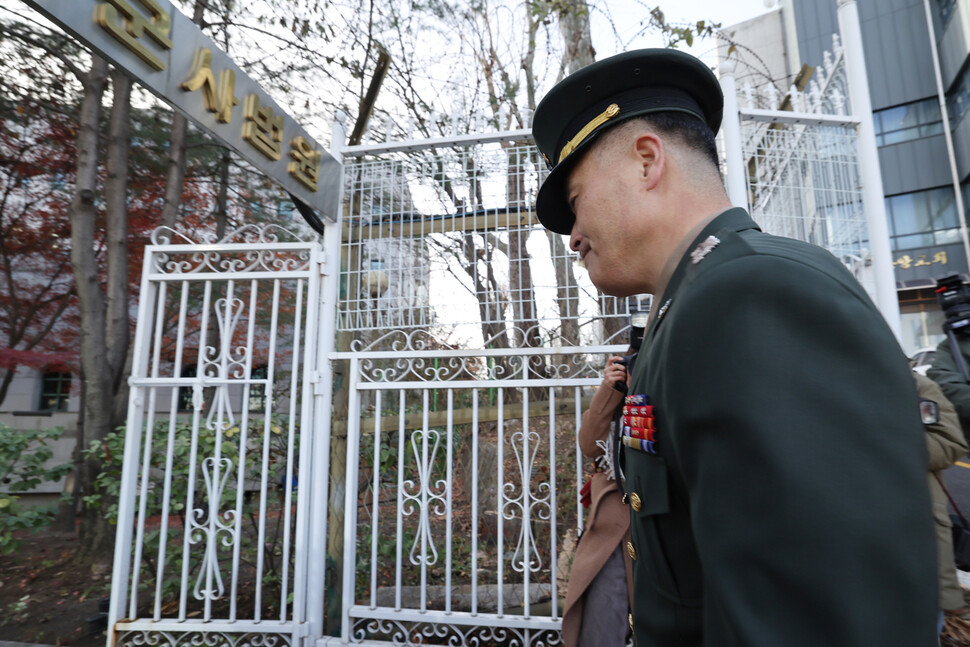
[[616, 112, 720, 170]]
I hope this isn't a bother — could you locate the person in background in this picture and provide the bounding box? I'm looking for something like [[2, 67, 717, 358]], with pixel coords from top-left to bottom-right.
[[562, 353, 633, 647], [929, 319, 970, 435], [915, 371, 970, 624]]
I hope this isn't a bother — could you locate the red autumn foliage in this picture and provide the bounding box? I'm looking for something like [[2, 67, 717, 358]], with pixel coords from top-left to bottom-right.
[[0, 97, 80, 396], [0, 95, 220, 406]]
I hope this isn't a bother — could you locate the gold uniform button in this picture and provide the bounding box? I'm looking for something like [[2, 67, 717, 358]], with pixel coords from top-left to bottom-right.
[[626, 541, 637, 560], [630, 492, 642, 512]]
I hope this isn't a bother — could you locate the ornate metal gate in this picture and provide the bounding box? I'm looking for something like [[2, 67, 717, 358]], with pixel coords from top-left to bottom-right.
[[107, 224, 336, 647], [326, 123, 641, 646], [109, 25, 887, 647]]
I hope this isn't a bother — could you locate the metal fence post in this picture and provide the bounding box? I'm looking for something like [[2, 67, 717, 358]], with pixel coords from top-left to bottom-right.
[[837, 0, 902, 339], [719, 60, 749, 210], [306, 111, 348, 644]]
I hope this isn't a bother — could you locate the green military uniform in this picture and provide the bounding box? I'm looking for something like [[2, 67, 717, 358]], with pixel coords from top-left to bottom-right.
[[928, 334, 970, 433], [622, 207, 936, 645], [531, 48, 938, 646]]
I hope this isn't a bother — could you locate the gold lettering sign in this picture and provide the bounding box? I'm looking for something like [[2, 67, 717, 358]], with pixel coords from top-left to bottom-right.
[[94, 0, 173, 71], [893, 250, 950, 269], [242, 94, 284, 161], [288, 136, 321, 191], [180, 49, 238, 123]]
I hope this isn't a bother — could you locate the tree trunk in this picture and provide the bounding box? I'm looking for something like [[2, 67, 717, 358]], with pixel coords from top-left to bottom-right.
[[105, 69, 131, 393], [557, 0, 595, 74], [160, 112, 188, 231], [506, 147, 544, 396], [72, 60, 133, 572], [69, 54, 110, 568], [215, 147, 231, 238], [551, 0, 592, 348], [0, 369, 14, 411]]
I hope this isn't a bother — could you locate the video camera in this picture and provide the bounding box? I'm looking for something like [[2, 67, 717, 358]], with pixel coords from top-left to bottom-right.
[[610, 311, 648, 391], [613, 310, 648, 369], [936, 274, 970, 333], [936, 274, 970, 383]]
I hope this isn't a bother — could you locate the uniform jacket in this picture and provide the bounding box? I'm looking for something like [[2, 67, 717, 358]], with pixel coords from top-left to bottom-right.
[[915, 370, 969, 610], [561, 380, 634, 647], [928, 334, 970, 434], [916, 372, 969, 472], [624, 208, 937, 646]]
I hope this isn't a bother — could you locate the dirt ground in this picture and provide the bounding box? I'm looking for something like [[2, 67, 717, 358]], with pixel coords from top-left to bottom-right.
[[5, 529, 970, 647], [0, 531, 110, 647]]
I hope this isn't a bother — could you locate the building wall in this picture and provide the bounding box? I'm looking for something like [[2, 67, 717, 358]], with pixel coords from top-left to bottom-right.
[[792, 0, 938, 110], [0, 366, 80, 495], [879, 134, 953, 192], [728, 0, 970, 354], [938, 0, 970, 90], [718, 8, 795, 89]]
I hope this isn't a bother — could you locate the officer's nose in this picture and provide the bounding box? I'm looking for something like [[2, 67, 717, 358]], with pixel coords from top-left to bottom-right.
[[570, 226, 582, 252]]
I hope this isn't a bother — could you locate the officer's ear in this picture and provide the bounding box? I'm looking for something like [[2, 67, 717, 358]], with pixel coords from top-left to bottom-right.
[[634, 132, 664, 191]]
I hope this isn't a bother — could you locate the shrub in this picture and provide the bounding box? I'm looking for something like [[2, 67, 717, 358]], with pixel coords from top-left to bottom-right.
[[0, 425, 72, 554]]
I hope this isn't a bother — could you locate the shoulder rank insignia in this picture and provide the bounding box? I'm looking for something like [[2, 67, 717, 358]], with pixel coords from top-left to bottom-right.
[[621, 394, 658, 454], [655, 298, 672, 323], [690, 235, 720, 264]]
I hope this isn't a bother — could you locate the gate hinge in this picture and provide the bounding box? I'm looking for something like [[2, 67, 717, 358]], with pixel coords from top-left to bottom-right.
[[316, 251, 329, 276], [310, 371, 327, 395]]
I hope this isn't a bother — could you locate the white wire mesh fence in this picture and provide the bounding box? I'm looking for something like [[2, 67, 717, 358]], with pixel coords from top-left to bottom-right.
[[744, 124, 870, 290], [737, 33, 872, 295], [339, 138, 649, 351]]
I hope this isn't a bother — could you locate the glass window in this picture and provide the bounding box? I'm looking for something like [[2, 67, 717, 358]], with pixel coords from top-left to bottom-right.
[[248, 365, 268, 412], [894, 233, 934, 249], [929, 188, 957, 229], [949, 63, 970, 125], [882, 127, 920, 146], [874, 98, 943, 146], [177, 364, 197, 412], [878, 105, 916, 133], [939, 0, 957, 29], [38, 372, 71, 411], [937, 228, 963, 244], [889, 193, 918, 235], [887, 186, 964, 251]]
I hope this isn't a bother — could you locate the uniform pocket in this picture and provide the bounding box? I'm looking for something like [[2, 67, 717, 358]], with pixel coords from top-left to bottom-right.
[[626, 452, 689, 603]]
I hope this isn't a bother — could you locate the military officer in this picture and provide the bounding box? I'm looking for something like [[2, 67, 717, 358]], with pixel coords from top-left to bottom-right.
[[532, 48, 937, 646]]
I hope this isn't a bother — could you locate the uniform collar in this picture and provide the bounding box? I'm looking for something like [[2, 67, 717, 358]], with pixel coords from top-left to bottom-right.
[[645, 207, 759, 333]]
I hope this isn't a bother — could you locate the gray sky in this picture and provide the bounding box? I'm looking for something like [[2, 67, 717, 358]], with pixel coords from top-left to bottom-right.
[[593, 0, 779, 62]]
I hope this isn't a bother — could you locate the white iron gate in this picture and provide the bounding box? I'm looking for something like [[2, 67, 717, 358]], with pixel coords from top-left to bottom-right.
[[332, 343, 620, 646], [108, 224, 334, 647], [328, 115, 642, 645]]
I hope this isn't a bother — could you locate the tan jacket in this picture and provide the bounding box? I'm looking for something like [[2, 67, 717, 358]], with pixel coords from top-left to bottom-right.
[[914, 372, 968, 610], [561, 380, 634, 647]]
